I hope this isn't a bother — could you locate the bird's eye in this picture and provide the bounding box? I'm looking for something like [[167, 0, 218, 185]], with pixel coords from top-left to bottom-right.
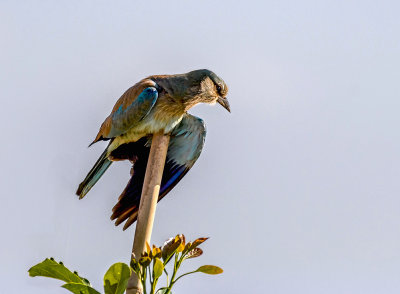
[[216, 85, 222, 93]]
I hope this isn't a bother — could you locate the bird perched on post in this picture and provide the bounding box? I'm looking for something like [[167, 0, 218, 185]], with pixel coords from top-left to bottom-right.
[[76, 69, 230, 230]]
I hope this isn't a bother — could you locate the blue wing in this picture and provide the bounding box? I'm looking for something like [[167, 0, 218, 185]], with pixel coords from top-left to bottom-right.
[[108, 87, 158, 138], [78, 87, 159, 197], [91, 84, 158, 144], [109, 114, 206, 230]]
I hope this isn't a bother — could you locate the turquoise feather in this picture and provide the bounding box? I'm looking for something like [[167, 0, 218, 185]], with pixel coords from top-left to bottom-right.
[[76, 69, 230, 229], [108, 87, 158, 138]]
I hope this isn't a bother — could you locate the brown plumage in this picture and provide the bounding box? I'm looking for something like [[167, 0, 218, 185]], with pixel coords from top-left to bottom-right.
[[76, 69, 230, 229]]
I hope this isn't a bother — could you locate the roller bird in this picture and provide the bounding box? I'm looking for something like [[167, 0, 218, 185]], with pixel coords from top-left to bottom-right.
[[76, 69, 230, 230]]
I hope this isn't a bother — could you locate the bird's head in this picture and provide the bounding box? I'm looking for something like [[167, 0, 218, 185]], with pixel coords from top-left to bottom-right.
[[152, 69, 230, 112]]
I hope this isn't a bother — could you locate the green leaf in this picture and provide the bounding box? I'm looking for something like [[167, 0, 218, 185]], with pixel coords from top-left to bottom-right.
[[28, 258, 84, 284], [153, 258, 164, 279], [156, 288, 169, 294], [62, 283, 101, 294], [195, 265, 223, 275], [103, 262, 131, 294]]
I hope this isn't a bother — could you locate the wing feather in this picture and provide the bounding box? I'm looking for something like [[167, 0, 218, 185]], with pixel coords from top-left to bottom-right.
[[109, 114, 206, 229], [91, 79, 158, 144]]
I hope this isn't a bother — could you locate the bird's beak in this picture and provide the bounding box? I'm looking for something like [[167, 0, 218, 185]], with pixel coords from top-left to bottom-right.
[[217, 97, 231, 112]]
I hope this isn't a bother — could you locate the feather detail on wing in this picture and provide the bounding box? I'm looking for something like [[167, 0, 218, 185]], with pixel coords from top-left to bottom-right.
[[90, 79, 159, 145], [109, 114, 206, 230]]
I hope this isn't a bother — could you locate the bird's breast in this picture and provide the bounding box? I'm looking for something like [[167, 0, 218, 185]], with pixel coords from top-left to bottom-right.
[[140, 111, 183, 134], [109, 110, 183, 152]]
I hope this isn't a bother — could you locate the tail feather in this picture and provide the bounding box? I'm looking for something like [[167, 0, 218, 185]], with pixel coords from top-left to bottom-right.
[[108, 114, 205, 230], [76, 148, 112, 199], [108, 139, 149, 229], [110, 150, 191, 230]]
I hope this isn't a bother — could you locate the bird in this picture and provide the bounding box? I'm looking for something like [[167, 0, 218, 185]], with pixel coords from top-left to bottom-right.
[[76, 69, 230, 230]]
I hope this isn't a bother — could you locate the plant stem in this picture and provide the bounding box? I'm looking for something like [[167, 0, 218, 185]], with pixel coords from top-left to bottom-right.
[[142, 267, 147, 294], [172, 270, 198, 284], [163, 269, 169, 287], [163, 255, 178, 294], [164, 252, 190, 294], [150, 262, 155, 294]]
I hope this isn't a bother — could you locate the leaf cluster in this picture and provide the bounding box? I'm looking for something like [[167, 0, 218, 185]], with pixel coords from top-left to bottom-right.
[[131, 234, 222, 294], [28, 235, 222, 294]]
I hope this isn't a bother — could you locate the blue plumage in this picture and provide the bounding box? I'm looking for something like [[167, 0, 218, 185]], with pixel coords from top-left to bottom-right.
[[110, 114, 206, 229], [79, 87, 159, 197], [108, 87, 158, 138], [160, 165, 186, 195], [76, 147, 112, 198], [76, 69, 229, 229]]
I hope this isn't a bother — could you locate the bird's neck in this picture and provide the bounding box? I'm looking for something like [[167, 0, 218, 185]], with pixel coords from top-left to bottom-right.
[[149, 97, 185, 133]]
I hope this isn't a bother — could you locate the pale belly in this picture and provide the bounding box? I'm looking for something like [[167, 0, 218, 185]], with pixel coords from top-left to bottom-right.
[[108, 114, 183, 153]]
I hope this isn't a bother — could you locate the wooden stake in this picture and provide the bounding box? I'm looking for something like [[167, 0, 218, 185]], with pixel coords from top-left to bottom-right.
[[126, 133, 170, 294]]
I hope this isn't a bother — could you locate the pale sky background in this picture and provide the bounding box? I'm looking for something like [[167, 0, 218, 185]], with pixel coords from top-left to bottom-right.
[[1, 0, 400, 293]]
